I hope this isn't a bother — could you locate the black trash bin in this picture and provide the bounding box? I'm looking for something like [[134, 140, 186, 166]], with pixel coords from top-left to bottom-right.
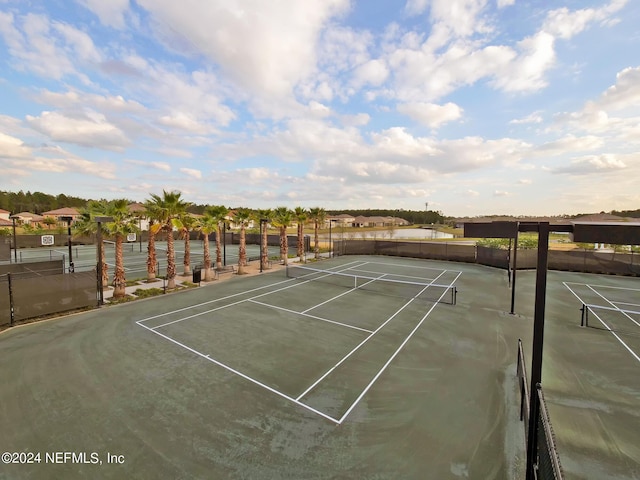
[[192, 265, 202, 284]]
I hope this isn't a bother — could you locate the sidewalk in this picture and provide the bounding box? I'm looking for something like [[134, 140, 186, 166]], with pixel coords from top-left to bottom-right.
[[102, 260, 287, 300]]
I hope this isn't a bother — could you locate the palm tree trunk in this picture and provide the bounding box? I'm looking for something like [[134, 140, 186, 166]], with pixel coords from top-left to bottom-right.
[[183, 233, 191, 275], [261, 223, 269, 270], [147, 228, 157, 281], [166, 226, 176, 289], [113, 233, 126, 298], [203, 233, 212, 281], [238, 225, 247, 274], [297, 223, 304, 261], [101, 246, 109, 287], [280, 227, 288, 266]]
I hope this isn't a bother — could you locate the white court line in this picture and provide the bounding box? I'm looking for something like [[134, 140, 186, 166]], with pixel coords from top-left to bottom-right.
[[301, 273, 388, 314], [587, 285, 640, 329], [563, 281, 640, 293], [365, 260, 451, 273], [136, 260, 365, 324], [149, 262, 370, 329], [563, 282, 640, 364], [295, 269, 451, 404], [338, 271, 463, 423], [248, 299, 374, 334], [348, 267, 438, 283], [136, 320, 341, 424]]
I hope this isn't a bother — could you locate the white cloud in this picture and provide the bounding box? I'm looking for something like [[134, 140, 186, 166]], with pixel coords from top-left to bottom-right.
[[26, 110, 131, 150], [534, 135, 604, 156], [0, 12, 100, 82], [76, 0, 130, 29], [493, 190, 510, 196], [135, 0, 350, 101], [397, 102, 463, 128], [180, 167, 202, 179], [0, 132, 32, 159], [510, 112, 543, 125], [125, 159, 171, 171], [553, 153, 630, 175]]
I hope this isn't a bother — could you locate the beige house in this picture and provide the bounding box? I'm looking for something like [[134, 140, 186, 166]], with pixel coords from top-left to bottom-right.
[[42, 207, 82, 224], [12, 212, 45, 225]]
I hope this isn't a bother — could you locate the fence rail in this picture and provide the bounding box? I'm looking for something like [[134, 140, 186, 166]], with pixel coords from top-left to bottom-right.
[[335, 240, 640, 276], [517, 340, 564, 480]]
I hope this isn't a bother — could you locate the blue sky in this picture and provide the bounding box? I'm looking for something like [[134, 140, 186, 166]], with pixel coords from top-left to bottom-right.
[[0, 0, 639, 216]]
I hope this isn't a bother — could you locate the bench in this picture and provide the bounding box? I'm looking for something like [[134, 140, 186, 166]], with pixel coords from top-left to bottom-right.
[[246, 256, 273, 269], [214, 265, 235, 279]]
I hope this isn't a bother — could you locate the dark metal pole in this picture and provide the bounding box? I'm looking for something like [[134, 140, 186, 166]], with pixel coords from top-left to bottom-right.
[[329, 221, 332, 258], [11, 216, 17, 263], [510, 224, 519, 314], [525, 222, 550, 480], [67, 218, 74, 273], [223, 223, 226, 266], [260, 220, 264, 273], [139, 217, 143, 253], [97, 221, 104, 305]]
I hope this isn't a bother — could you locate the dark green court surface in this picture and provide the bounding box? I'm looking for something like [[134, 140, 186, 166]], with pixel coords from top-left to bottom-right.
[[0, 255, 638, 479]]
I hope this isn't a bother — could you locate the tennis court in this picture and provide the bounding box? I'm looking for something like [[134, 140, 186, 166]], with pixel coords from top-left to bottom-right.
[[13, 240, 282, 280], [0, 255, 638, 479]]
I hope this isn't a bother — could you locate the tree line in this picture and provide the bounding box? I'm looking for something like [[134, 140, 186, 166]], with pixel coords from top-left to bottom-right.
[[329, 209, 449, 225]]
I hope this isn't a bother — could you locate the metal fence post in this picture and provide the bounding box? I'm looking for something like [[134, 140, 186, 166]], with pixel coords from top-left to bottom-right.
[[8, 272, 14, 327]]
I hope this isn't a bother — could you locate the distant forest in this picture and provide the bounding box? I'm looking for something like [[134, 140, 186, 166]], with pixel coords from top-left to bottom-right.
[[1, 190, 637, 223]]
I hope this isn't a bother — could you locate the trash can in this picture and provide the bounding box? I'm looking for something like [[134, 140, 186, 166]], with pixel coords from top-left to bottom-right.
[[192, 265, 202, 284]]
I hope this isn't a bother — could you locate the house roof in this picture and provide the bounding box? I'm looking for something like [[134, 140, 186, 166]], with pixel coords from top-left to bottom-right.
[[0, 209, 10, 214], [128, 202, 147, 213], [0, 218, 12, 227], [42, 207, 81, 216], [15, 212, 44, 221]]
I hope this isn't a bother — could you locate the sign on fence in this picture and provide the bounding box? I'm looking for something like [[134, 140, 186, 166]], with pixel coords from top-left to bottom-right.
[[41, 235, 54, 246]]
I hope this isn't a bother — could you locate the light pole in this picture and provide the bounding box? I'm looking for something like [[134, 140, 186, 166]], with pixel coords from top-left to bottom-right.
[[10, 215, 17, 263], [329, 219, 337, 258], [60, 216, 74, 273], [95, 216, 113, 306], [260, 218, 268, 273]]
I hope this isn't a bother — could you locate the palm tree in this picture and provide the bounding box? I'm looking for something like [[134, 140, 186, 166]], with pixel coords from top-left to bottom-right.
[[73, 201, 109, 288], [177, 213, 197, 275], [198, 208, 219, 281], [293, 207, 308, 262], [142, 202, 161, 282], [272, 206, 293, 266], [103, 199, 139, 298], [146, 190, 190, 289], [207, 205, 229, 270], [255, 208, 272, 271], [233, 208, 252, 274], [308, 207, 326, 259]]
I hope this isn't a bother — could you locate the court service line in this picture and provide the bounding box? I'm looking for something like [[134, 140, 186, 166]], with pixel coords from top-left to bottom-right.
[[338, 271, 463, 424], [585, 308, 640, 364], [149, 262, 370, 329], [136, 320, 341, 424], [136, 260, 365, 324], [563, 282, 640, 364], [301, 273, 388, 314], [295, 269, 451, 404], [563, 281, 640, 293], [586, 284, 640, 329], [366, 260, 456, 273], [248, 299, 374, 334]]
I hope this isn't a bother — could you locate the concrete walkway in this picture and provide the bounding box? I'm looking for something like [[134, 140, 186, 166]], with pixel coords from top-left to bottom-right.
[[102, 259, 291, 300]]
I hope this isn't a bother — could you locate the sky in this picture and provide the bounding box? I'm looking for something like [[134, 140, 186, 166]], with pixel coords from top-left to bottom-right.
[[0, 0, 639, 217]]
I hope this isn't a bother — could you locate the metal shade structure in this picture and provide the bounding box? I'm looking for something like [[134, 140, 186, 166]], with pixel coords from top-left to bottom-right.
[[464, 220, 640, 480]]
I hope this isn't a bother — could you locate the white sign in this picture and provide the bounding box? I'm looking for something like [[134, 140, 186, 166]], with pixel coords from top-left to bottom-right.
[[127, 233, 137, 242], [41, 235, 55, 246]]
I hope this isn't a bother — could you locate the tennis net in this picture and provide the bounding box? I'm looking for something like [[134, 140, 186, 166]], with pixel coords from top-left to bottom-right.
[[580, 303, 640, 335], [286, 265, 457, 305]]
